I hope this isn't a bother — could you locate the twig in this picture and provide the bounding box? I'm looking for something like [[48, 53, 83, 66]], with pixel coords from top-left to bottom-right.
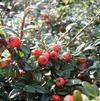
[[58, 24, 74, 42], [20, 15, 26, 39], [38, 31, 47, 50], [0, 13, 4, 26], [64, 18, 94, 48], [57, 20, 79, 43], [20, 0, 29, 39]]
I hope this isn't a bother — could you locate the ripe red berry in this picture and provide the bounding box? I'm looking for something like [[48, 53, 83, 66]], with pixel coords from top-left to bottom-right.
[[62, 52, 71, 62], [51, 44, 60, 53], [50, 94, 61, 101], [64, 95, 74, 101], [78, 58, 87, 65], [37, 55, 48, 65], [31, 49, 43, 59], [6, 36, 21, 48], [55, 77, 66, 87], [49, 50, 58, 60]]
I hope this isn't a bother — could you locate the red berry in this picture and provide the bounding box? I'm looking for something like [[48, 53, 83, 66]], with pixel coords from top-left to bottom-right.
[[55, 77, 66, 87], [37, 55, 48, 65], [49, 50, 58, 60], [78, 58, 87, 65], [50, 94, 61, 101], [51, 44, 60, 53], [62, 52, 71, 62], [31, 49, 43, 59], [6, 36, 21, 48], [64, 95, 74, 101]]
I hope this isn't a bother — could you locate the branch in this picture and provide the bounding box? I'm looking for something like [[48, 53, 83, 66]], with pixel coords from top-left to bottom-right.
[[20, 0, 29, 39], [64, 18, 94, 48], [58, 23, 75, 42], [38, 31, 47, 50], [20, 15, 26, 39]]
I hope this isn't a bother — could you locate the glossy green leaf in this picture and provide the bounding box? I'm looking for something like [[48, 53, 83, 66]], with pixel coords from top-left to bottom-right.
[[82, 82, 99, 97]]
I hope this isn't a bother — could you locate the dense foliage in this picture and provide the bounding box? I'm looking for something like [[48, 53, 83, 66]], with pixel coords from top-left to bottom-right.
[[0, 0, 100, 101]]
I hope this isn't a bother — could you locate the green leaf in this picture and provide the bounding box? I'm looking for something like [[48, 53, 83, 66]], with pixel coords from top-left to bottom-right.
[[23, 85, 47, 94], [3, 91, 10, 101], [0, 29, 5, 37], [40, 94, 49, 101], [35, 85, 47, 93], [2, 64, 13, 76], [9, 89, 20, 99], [0, 69, 5, 76], [83, 43, 95, 51], [13, 53, 20, 61], [81, 94, 90, 101], [89, 0, 94, 3], [92, 25, 100, 38], [23, 85, 36, 93], [33, 70, 42, 82], [95, 39, 100, 46], [20, 45, 30, 59], [56, 69, 71, 78], [75, 42, 85, 52], [62, 0, 69, 5], [24, 63, 33, 71], [82, 82, 99, 97], [68, 79, 82, 86]]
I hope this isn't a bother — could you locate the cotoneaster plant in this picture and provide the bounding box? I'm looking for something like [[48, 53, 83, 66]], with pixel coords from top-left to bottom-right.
[[0, 1, 99, 101]]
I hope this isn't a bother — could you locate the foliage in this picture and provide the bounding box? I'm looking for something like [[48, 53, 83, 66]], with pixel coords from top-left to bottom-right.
[[0, 0, 100, 101]]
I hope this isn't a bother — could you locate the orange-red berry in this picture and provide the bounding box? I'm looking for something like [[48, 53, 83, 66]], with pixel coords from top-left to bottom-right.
[[50, 94, 61, 101], [62, 52, 71, 62], [64, 95, 74, 101], [55, 77, 66, 87], [6, 36, 21, 48], [78, 58, 87, 65], [37, 55, 48, 65], [31, 49, 43, 59]]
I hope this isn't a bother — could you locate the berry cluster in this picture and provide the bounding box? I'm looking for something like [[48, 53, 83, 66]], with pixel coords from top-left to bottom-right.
[[50, 94, 74, 101], [5, 37, 87, 68], [3, 36, 88, 101], [31, 43, 72, 65]]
